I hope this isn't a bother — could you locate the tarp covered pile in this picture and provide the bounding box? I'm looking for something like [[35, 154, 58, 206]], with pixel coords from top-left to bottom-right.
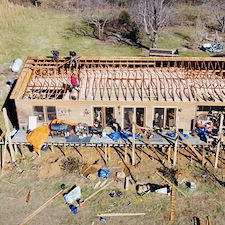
[[27, 119, 77, 152]]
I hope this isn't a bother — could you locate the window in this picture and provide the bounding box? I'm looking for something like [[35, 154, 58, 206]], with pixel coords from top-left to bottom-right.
[[46, 106, 57, 121], [153, 108, 164, 128], [123, 107, 146, 129], [33, 106, 57, 122], [124, 107, 134, 129], [106, 107, 114, 126], [93, 107, 115, 128], [33, 106, 44, 121], [153, 107, 176, 128], [197, 106, 225, 112]]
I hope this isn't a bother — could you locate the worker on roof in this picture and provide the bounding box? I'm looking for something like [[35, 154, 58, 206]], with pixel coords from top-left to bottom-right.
[[69, 51, 78, 69], [70, 73, 80, 100]]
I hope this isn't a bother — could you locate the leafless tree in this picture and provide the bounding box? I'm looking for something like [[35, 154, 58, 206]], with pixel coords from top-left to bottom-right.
[[208, 0, 225, 32], [82, 0, 118, 40], [133, 0, 176, 48], [195, 15, 207, 45]]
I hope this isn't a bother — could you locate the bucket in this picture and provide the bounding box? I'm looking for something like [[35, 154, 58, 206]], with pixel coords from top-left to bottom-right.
[[10, 58, 23, 73]]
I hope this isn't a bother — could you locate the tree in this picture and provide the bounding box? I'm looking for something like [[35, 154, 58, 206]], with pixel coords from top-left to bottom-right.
[[82, 0, 116, 40], [194, 14, 207, 45], [133, 0, 176, 48], [209, 0, 225, 33]]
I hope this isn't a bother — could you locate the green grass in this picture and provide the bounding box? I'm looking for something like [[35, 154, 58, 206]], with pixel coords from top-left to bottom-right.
[[0, 3, 143, 64], [0, 0, 221, 65]]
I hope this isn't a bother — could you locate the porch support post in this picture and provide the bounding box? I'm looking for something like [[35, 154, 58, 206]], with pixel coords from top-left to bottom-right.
[[215, 113, 224, 169], [173, 114, 179, 167]]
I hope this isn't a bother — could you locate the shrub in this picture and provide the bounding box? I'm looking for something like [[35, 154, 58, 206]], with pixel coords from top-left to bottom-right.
[[61, 156, 82, 173]]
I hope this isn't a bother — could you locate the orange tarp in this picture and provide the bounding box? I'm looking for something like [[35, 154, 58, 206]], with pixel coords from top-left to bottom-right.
[[26, 125, 51, 152], [26, 119, 77, 152]]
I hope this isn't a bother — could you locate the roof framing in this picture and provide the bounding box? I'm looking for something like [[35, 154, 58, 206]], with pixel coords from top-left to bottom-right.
[[10, 56, 225, 102]]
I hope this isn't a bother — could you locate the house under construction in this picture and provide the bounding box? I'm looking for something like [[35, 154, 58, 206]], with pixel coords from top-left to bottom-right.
[[10, 56, 225, 133]]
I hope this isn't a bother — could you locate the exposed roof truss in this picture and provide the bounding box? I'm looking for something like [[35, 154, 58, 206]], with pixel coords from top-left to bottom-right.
[[10, 56, 225, 103]]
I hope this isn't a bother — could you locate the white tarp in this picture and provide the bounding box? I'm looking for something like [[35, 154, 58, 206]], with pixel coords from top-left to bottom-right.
[[64, 186, 81, 204]]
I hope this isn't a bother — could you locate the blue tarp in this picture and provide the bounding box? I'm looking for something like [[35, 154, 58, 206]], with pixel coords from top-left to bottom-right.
[[198, 127, 207, 142], [98, 169, 110, 179], [107, 132, 139, 142], [166, 132, 189, 140]]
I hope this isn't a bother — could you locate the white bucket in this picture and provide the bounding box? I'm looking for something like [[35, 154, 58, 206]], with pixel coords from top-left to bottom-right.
[[10, 58, 23, 72]]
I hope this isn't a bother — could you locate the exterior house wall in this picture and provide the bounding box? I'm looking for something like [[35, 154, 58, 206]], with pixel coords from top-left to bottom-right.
[[15, 99, 200, 131]]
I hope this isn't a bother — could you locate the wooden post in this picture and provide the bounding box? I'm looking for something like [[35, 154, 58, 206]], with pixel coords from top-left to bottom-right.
[[173, 115, 179, 167], [63, 144, 67, 156], [206, 216, 212, 225], [170, 185, 176, 221], [140, 146, 143, 162], [125, 176, 129, 190], [167, 146, 171, 164], [1, 135, 8, 176], [104, 145, 107, 163], [124, 145, 128, 162], [199, 218, 205, 225], [14, 144, 18, 154], [20, 143, 24, 158], [202, 146, 205, 166], [3, 108, 15, 162], [97, 213, 146, 217], [215, 113, 224, 169], [173, 137, 178, 167], [79, 145, 82, 159], [51, 144, 54, 152], [108, 146, 111, 161], [132, 121, 135, 166]]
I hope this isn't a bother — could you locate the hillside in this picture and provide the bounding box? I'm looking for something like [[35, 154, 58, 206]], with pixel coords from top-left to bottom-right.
[[1, 2, 225, 225], [0, 0, 221, 65]]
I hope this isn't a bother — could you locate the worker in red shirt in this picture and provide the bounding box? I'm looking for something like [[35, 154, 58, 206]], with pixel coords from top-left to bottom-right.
[[70, 74, 79, 91]]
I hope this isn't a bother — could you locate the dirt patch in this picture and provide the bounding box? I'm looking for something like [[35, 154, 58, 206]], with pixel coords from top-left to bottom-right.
[[1, 145, 225, 225], [38, 161, 61, 178]]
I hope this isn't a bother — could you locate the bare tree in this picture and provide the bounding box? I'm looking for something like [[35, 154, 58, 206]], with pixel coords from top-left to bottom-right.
[[195, 14, 207, 45], [82, 0, 117, 40], [209, 0, 225, 33], [133, 0, 176, 48]]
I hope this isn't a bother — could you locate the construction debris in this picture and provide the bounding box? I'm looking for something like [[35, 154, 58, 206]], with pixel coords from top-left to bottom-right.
[[25, 190, 31, 205], [69, 205, 78, 214], [63, 186, 81, 205], [98, 169, 110, 179], [156, 172, 187, 197], [97, 213, 146, 217], [116, 171, 126, 179], [19, 185, 73, 225], [109, 190, 122, 198], [84, 180, 114, 203], [136, 183, 171, 196]]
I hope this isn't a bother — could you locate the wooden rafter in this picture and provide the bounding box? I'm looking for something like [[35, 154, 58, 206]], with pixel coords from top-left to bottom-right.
[[10, 56, 225, 103]]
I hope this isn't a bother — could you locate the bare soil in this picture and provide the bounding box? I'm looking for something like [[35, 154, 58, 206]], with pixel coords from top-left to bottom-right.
[[1, 145, 225, 225]]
